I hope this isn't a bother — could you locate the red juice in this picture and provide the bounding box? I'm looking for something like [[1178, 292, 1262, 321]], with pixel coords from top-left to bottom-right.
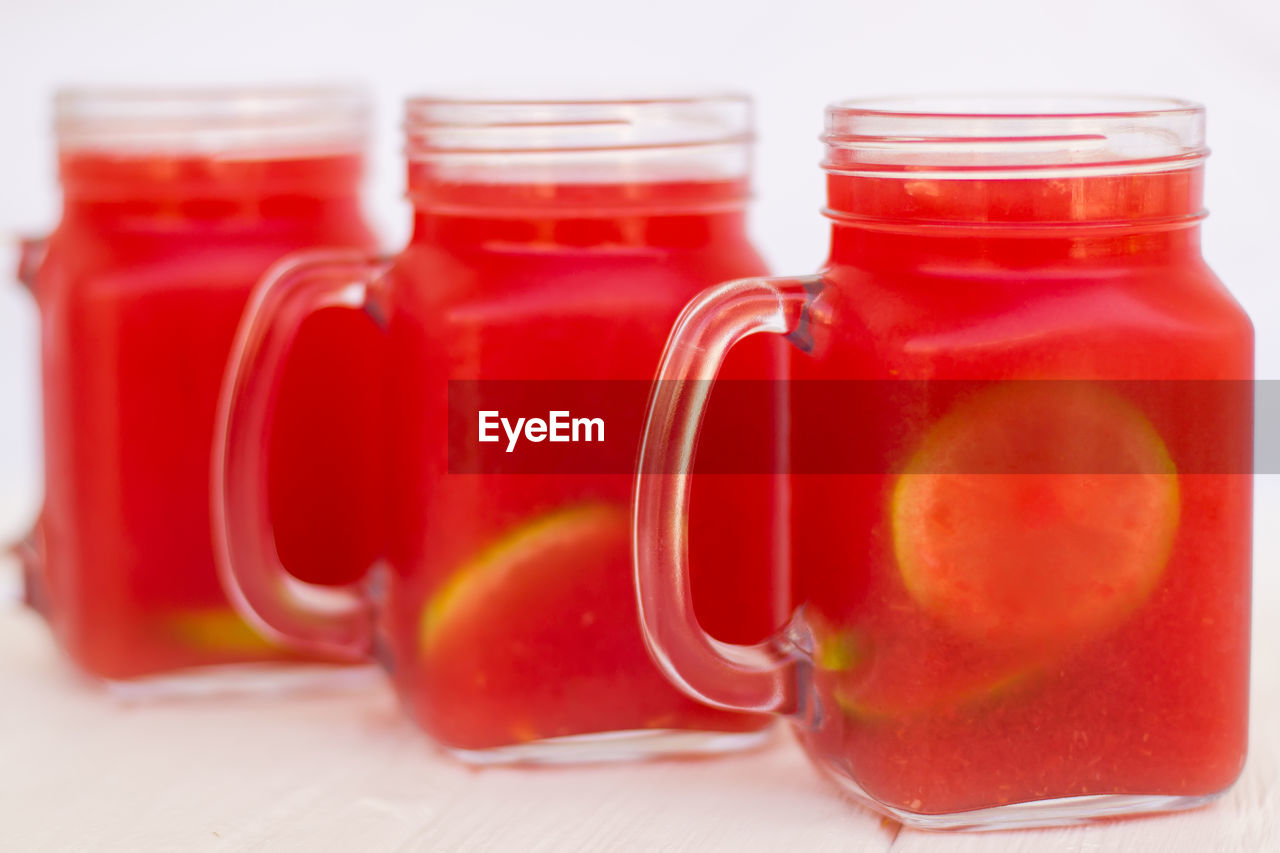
[[383, 177, 783, 752], [34, 143, 379, 680], [793, 166, 1251, 815]]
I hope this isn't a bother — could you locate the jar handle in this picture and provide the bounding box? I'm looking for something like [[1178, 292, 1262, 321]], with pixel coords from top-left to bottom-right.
[[6, 235, 48, 607], [16, 235, 48, 294], [212, 250, 389, 660], [633, 275, 823, 714]]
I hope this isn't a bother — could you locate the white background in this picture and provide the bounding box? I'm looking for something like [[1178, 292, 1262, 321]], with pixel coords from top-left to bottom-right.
[[1, 0, 1278, 539]]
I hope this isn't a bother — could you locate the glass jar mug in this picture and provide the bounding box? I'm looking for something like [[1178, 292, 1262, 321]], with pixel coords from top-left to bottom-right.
[[635, 97, 1252, 828], [22, 86, 382, 684], [216, 94, 786, 761]]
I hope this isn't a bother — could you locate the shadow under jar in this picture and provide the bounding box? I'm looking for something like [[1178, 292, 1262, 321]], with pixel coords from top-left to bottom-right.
[[24, 86, 381, 685], [216, 94, 785, 762], [634, 96, 1252, 828]]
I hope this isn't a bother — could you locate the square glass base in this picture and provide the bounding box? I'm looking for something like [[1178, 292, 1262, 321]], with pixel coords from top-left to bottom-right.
[[816, 757, 1223, 830], [444, 725, 777, 766]]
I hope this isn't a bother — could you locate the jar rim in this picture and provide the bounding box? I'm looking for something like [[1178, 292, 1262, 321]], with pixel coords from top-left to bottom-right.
[[403, 91, 755, 194], [54, 84, 370, 155], [826, 94, 1203, 120], [407, 92, 750, 108], [823, 94, 1207, 178], [404, 92, 754, 155]]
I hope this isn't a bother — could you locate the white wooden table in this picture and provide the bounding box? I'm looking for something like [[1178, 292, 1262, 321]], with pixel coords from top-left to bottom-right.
[[1, 482, 1277, 852]]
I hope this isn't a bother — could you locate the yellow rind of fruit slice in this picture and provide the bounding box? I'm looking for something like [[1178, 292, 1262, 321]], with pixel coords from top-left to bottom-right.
[[816, 628, 866, 673], [162, 609, 277, 654], [891, 382, 1180, 651], [832, 666, 1040, 723], [809, 611, 1041, 722], [420, 503, 629, 654]]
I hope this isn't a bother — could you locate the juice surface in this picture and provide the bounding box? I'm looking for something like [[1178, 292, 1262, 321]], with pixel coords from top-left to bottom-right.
[[792, 168, 1252, 813], [36, 152, 379, 679], [382, 179, 783, 750]]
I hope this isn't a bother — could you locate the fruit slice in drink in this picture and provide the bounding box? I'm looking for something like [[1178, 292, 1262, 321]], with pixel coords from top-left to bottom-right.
[[892, 382, 1180, 651], [419, 503, 738, 750], [824, 383, 1181, 721]]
